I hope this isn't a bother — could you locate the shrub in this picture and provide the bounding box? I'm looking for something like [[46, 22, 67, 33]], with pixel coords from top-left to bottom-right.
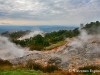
[[44, 65, 59, 73], [0, 59, 12, 66], [26, 60, 59, 73], [26, 60, 43, 71]]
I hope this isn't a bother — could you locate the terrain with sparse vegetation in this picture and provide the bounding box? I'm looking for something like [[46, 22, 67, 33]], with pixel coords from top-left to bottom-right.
[[0, 21, 100, 75]]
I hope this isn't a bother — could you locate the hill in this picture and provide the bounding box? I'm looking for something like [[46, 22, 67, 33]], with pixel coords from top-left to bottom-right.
[[9, 28, 79, 50]]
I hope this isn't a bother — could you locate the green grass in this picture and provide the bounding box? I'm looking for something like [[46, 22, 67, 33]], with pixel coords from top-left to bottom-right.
[[45, 41, 66, 50], [0, 69, 45, 75]]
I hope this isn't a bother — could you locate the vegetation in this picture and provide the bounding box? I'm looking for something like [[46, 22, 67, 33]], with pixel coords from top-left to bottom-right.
[[0, 59, 12, 66], [45, 29, 79, 44], [26, 61, 43, 71], [1, 21, 99, 50], [1, 21, 100, 75], [0, 70, 44, 75], [0, 58, 100, 75], [9, 28, 79, 51], [1, 21, 100, 51], [83, 21, 100, 34], [1, 30, 29, 39], [13, 34, 50, 50], [1, 66, 100, 75], [26, 60, 59, 73], [0, 59, 62, 75], [45, 41, 66, 50]]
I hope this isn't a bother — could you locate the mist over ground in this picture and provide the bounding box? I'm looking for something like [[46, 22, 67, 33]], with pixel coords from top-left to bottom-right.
[[8, 29, 100, 69], [18, 30, 45, 40], [0, 22, 100, 70], [0, 36, 25, 60]]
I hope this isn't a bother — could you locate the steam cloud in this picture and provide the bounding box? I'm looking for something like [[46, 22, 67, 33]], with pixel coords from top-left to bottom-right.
[[66, 29, 100, 61], [8, 28, 100, 69], [69, 29, 100, 48], [0, 36, 25, 60], [18, 30, 45, 40]]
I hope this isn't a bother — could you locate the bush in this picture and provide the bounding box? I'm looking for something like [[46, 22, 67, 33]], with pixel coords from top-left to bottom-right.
[[26, 60, 59, 73], [0, 59, 12, 66], [0, 59, 12, 70], [44, 65, 59, 73], [26, 61, 43, 71]]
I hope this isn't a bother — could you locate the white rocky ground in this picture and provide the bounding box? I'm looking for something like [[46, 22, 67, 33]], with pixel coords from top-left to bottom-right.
[[9, 34, 100, 70], [0, 29, 100, 70]]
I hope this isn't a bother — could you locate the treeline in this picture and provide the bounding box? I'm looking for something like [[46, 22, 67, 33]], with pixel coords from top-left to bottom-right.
[[45, 28, 79, 44], [12, 28, 79, 50], [83, 21, 100, 34], [13, 35, 50, 50], [1, 30, 30, 39], [1, 21, 100, 51]]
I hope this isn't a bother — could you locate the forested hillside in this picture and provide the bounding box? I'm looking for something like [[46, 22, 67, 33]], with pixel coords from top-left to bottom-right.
[[1, 21, 100, 51], [5, 28, 79, 50]]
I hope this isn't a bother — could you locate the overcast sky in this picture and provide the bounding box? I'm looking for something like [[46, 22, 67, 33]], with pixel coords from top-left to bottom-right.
[[0, 0, 100, 26]]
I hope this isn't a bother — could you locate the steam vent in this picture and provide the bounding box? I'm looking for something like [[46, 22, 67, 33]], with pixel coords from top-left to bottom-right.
[[9, 31, 100, 70]]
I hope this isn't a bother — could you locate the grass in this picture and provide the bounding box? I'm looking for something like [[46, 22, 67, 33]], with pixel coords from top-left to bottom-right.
[[0, 69, 44, 75], [0, 69, 64, 75], [1, 69, 99, 75], [45, 41, 66, 50]]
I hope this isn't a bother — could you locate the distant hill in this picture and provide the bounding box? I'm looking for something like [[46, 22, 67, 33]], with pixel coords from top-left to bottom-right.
[[0, 25, 78, 34]]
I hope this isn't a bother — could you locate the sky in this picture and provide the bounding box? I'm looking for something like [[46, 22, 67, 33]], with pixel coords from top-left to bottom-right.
[[0, 0, 100, 26]]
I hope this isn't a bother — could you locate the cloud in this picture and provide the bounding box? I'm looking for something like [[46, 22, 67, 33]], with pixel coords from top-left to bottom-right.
[[0, 0, 100, 25]]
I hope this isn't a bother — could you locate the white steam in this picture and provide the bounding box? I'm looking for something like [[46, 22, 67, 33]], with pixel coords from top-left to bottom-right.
[[0, 36, 25, 60], [9, 29, 100, 69], [18, 30, 45, 40], [69, 30, 99, 48]]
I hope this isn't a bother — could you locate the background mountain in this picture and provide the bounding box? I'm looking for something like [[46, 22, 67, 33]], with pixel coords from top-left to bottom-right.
[[0, 25, 78, 33]]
